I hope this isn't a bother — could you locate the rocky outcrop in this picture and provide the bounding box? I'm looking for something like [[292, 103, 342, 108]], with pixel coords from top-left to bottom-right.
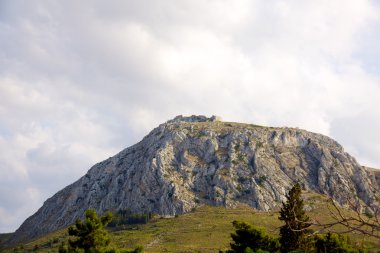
[[9, 115, 379, 244]]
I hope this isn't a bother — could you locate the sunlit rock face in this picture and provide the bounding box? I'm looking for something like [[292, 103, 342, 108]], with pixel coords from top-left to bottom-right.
[[10, 115, 379, 244]]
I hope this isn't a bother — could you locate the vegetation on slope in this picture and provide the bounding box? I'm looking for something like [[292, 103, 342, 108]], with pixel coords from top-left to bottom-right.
[[2, 191, 379, 253], [223, 184, 371, 253]]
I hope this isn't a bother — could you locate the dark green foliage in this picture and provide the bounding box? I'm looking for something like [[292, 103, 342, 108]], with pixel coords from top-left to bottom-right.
[[314, 233, 359, 253], [13, 244, 24, 253], [128, 245, 143, 253], [255, 250, 269, 253], [107, 210, 152, 228], [226, 220, 280, 253], [256, 176, 267, 186], [104, 245, 143, 253], [59, 242, 69, 253], [68, 209, 113, 253], [66, 209, 143, 253], [279, 183, 311, 253], [33, 244, 39, 251], [237, 153, 244, 162], [364, 210, 374, 219], [46, 239, 53, 247]]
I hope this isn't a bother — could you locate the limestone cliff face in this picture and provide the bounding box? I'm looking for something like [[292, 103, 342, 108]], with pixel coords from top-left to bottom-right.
[[10, 115, 379, 244]]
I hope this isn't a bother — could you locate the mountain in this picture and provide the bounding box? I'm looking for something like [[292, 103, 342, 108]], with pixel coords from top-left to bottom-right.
[[9, 115, 379, 244]]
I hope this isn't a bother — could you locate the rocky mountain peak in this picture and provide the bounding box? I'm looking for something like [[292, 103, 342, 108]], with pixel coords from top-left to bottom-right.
[[166, 115, 222, 124], [9, 116, 379, 244]]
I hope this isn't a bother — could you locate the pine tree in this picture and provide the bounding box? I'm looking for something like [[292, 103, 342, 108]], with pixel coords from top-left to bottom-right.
[[279, 183, 311, 253], [68, 209, 113, 253], [226, 220, 280, 253]]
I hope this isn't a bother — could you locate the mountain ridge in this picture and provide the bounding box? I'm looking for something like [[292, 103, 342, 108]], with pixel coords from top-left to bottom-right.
[[8, 115, 379, 244]]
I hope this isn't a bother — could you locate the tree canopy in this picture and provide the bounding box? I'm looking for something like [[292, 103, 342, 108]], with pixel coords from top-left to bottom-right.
[[68, 209, 113, 253], [226, 220, 280, 253]]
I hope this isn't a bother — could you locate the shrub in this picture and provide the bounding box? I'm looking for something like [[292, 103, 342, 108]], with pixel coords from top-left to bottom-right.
[[108, 209, 152, 227], [314, 233, 359, 253]]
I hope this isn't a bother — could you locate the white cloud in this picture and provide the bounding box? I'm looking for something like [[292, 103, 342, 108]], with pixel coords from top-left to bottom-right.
[[0, 186, 43, 232], [0, 0, 379, 232]]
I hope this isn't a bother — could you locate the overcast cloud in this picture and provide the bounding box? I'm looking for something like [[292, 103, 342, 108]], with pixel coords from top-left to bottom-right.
[[1, 0, 380, 232]]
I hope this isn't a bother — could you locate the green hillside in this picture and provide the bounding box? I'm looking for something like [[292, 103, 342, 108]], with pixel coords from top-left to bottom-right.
[[2, 192, 379, 252]]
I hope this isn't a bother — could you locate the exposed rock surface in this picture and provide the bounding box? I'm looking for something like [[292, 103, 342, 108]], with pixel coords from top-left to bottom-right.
[[9, 115, 379, 244]]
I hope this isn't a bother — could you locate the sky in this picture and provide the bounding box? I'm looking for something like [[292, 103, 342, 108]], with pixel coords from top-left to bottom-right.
[[1, 0, 380, 233]]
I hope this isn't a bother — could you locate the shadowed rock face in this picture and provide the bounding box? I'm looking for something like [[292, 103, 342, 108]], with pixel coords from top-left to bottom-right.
[[9, 115, 379, 244]]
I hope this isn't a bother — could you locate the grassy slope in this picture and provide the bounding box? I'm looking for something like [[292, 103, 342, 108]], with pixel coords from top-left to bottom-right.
[[2, 193, 379, 252], [111, 205, 281, 252]]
